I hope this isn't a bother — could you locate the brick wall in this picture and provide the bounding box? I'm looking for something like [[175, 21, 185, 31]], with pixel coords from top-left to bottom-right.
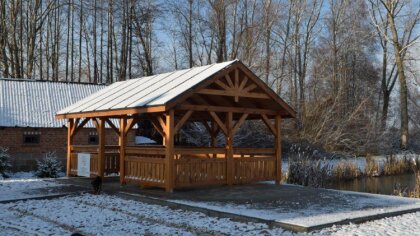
[[0, 127, 136, 172]]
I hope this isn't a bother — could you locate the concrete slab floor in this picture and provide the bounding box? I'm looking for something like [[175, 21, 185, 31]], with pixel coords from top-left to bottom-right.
[[56, 177, 420, 232]]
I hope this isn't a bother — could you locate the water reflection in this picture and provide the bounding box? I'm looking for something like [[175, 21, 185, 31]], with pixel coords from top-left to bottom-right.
[[325, 174, 416, 195]]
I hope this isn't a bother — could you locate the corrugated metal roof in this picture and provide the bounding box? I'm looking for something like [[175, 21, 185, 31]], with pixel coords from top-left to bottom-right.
[[58, 60, 237, 115], [0, 79, 105, 128]]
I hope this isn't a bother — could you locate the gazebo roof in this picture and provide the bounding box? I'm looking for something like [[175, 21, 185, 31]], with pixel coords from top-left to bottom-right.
[[56, 60, 295, 119]]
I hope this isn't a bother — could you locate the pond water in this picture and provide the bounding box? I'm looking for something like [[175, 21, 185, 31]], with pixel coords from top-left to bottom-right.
[[324, 174, 417, 195]]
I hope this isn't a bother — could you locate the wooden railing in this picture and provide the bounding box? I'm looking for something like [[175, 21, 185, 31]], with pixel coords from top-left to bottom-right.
[[174, 148, 226, 187], [233, 148, 276, 184], [69, 145, 276, 188], [124, 146, 166, 187], [70, 145, 119, 176]]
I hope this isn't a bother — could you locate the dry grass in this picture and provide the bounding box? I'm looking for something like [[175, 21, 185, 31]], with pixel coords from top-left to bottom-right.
[[383, 155, 412, 176], [365, 156, 381, 177], [332, 161, 362, 181]]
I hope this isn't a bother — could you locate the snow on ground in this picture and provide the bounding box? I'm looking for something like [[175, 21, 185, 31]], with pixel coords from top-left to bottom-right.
[[170, 189, 420, 228], [317, 212, 420, 235], [0, 194, 291, 236], [0, 177, 63, 201], [0, 193, 419, 235]]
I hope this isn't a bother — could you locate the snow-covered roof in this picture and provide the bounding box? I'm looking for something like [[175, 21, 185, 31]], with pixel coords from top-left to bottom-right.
[[57, 60, 237, 115], [0, 79, 105, 128]]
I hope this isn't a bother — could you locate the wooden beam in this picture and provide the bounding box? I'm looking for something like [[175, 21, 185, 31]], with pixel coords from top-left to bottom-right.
[[73, 118, 90, 136], [125, 117, 139, 134], [215, 80, 230, 91], [55, 105, 166, 119], [238, 76, 248, 91], [275, 115, 282, 184], [197, 89, 270, 99], [261, 114, 277, 136], [98, 118, 105, 178], [71, 118, 80, 136], [176, 104, 278, 116], [174, 110, 193, 134], [92, 118, 100, 132], [105, 118, 120, 136], [66, 119, 74, 176], [236, 61, 297, 118], [157, 115, 166, 131], [164, 110, 175, 192], [232, 113, 248, 135], [243, 84, 257, 93], [226, 112, 233, 185], [209, 111, 227, 135], [225, 74, 234, 88], [150, 117, 165, 137], [119, 117, 127, 185]]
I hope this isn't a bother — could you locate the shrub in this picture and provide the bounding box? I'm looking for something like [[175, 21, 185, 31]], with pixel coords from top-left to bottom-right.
[[0, 147, 11, 178], [287, 157, 332, 187], [36, 151, 62, 178], [365, 156, 381, 177], [333, 161, 362, 181]]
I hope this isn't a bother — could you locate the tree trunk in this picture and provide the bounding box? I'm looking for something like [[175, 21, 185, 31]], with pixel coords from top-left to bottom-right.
[[388, 9, 409, 149]]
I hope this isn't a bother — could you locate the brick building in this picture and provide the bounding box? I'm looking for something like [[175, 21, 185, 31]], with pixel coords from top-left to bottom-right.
[[0, 79, 140, 171]]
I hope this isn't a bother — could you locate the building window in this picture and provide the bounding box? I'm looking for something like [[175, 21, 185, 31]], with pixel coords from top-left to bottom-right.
[[23, 131, 40, 144], [88, 132, 98, 145]]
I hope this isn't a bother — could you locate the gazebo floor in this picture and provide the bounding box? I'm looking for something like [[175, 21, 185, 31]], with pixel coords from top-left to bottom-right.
[[57, 177, 420, 232]]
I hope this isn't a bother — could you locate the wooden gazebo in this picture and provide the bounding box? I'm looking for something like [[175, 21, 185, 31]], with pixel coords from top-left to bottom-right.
[[56, 60, 295, 192]]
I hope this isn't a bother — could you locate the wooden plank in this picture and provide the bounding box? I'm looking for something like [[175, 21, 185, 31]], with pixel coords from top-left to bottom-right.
[[275, 115, 282, 184], [164, 110, 174, 192], [174, 110, 193, 134], [55, 105, 167, 119], [232, 113, 248, 135], [174, 147, 226, 155], [98, 118, 105, 178], [261, 114, 277, 136], [119, 117, 127, 185], [176, 104, 278, 116], [66, 119, 74, 176], [209, 111, 227, 135]]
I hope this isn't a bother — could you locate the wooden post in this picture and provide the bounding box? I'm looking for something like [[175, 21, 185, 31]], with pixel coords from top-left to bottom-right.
[[66, 118, 74, 176], [119, 117, 127, 185], [98, 118, 105, 178], [165, 110, 175, 192], [275, 115, 282, 184], [226, 112, 233, 185]]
